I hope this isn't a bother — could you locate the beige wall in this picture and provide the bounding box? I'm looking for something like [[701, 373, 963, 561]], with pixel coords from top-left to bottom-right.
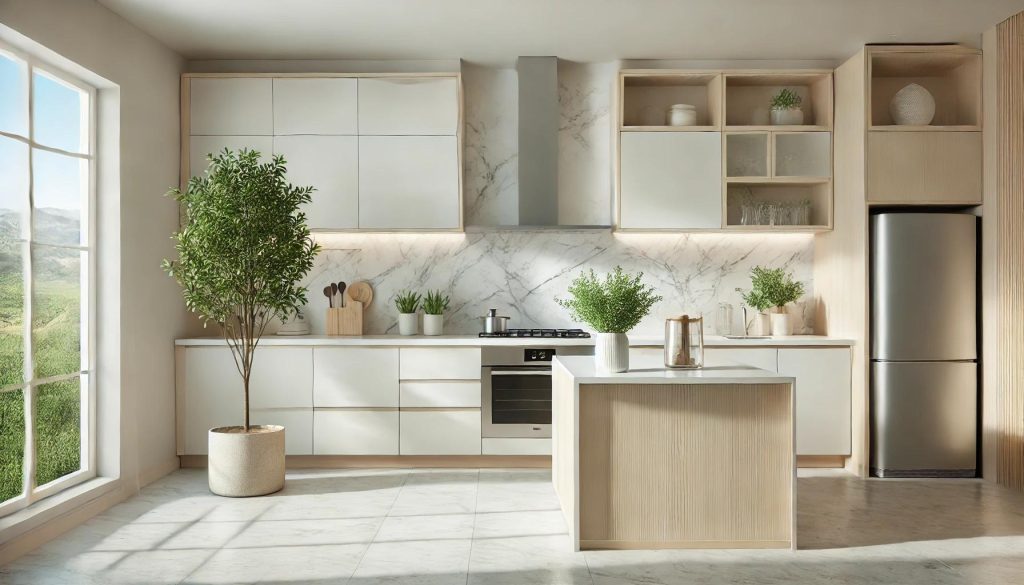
[[0, 0, 186, 537]]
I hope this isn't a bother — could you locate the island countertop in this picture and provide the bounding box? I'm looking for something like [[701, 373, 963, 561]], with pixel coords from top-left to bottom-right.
[[552, 355, 796, 385]]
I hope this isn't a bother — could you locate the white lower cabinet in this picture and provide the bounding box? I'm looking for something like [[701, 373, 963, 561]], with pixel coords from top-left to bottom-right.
[[251, 409, 313, 455], [778, 348, 852, 456], [314, 409, 399, 455], [314, 347, 399, 407], [399, 347, 481, 380], [400, 410, 481, 455], [629, 347, 775, 370], [399, 381, 481, 408]]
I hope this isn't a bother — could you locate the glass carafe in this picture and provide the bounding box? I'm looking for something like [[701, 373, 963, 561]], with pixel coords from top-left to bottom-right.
[[664, 315, 704, 369]]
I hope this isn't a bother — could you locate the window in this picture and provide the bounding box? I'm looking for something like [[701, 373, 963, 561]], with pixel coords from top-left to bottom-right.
[[0, 42, 95, 515]]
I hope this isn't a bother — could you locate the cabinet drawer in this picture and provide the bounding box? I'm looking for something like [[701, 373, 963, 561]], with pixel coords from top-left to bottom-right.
[[400, 381, 481, 408], [251, 409, 313, 455], [358, 77, 459, 135], [867, 131, 981, 204], [313, 409, 399, 455], [482, 438, 551, 456], [400, 410, 481, 455], [778, 347, 851, 456], [314, 348, 399, 407], [400, 348, 481, 380]]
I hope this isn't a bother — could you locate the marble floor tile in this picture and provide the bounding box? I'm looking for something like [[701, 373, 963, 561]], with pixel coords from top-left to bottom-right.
[[351, 538, 473, 585]]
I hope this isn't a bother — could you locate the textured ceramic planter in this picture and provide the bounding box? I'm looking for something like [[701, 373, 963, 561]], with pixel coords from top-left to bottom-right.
[[748, 312, 771, 336], [770, 310, 793, 336], [398, 313, 418, 336], [423, 314, 444, 336], [595, 332, 629, 373], [208, 425, 285, 497], [770, 107, 804, 125]]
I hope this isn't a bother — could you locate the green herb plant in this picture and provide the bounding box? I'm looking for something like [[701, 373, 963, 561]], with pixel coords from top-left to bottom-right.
[[736, 266, 806, 313], [556, 267, 663, 334], [164, 149, 320, 431], [422, 290, 450, 315], [394, 290, 422, 314], [769, 88, 803, 110]]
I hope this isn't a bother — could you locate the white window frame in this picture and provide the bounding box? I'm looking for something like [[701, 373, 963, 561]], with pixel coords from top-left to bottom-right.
[[0, 40, 97, 518]]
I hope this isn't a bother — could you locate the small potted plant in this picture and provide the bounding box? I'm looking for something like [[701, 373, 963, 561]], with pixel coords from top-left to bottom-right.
[[394, 290, 421, 336], [422, 290, 450, 336], [164, 149, 319, 497], [769, 88, 804, 126], [557, 267, 662, 373], [737, 266, 805, 337]]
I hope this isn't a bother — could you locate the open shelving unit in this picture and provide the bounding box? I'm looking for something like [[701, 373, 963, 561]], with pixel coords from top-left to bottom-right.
[[619, 71, 722, 131], [724, 72, 833, 131]]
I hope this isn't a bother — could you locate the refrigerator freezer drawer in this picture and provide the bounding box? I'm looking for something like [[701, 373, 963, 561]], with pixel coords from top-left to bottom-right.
[[871, 213, 977, 361], [871, 361, 976, 477]]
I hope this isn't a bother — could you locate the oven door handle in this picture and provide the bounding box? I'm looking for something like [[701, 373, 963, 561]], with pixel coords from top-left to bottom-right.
[[489, 369, 552, 376]]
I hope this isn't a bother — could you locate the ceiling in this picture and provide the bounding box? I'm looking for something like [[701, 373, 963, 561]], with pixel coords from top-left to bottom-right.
[[97, 0, 1024, 65]]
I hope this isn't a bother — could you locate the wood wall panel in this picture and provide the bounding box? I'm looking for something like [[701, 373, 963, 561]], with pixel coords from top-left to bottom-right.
[[997, 12, 1024, 490]]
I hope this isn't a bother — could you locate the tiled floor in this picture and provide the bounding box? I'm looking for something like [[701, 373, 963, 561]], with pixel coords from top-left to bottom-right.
[[3, 468, 1024, 584]]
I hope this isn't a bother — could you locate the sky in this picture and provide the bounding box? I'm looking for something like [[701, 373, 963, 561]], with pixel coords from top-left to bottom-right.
[[0, 52, 86, 220]]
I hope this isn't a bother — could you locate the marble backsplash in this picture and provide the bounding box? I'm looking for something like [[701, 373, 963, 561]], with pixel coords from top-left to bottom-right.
[[297, 231, 815, 336]]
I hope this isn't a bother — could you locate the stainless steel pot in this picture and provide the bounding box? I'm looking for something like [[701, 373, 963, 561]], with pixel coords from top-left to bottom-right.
[[480, 308, 510, 333]]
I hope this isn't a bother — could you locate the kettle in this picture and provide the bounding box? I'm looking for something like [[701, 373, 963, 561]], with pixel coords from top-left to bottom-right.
[[664, 314, 704, 369]]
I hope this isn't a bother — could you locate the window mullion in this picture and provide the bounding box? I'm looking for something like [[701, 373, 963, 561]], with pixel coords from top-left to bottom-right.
[[23, 60, 37, 499]]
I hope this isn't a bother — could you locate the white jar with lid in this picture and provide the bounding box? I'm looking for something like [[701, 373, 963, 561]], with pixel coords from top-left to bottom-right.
[[666, 104, 697, 126]]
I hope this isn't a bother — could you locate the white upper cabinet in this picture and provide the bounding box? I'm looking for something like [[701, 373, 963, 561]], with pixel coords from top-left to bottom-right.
[[358, 77, 459, 135], [190, 136, 273, 178], [273, 135, 359, 229], [190, 78, 273, 135], [619, 132, 722, 229], [273, 78, 358, 135], [358, 135, 460, 229]]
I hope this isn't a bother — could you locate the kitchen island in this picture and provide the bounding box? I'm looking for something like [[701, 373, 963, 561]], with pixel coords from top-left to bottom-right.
[[552, 356, 796, 551]]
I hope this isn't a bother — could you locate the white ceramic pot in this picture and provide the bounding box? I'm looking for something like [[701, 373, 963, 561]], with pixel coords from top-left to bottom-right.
[[748, 312, 771, 336], [770, 310, 793, 336], [398, 313, 418, 336], [890, 83, 935, 125], [770, 107, 804, 125], [423, 314, 444, 336], [208, 425, 285, 497], [595, 332, 629, 373]]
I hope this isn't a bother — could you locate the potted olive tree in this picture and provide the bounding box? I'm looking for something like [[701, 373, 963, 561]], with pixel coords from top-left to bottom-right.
[[164, 149, 320, 497], [737, 266, 805, 337], [557, 267, 662, 373]]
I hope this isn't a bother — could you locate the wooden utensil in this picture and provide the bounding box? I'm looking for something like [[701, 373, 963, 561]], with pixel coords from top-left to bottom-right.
[[337, 281, 347, 308], [331, 283, 339, 307], [347, 281, 374, 310], [323, 285, 334, 308]]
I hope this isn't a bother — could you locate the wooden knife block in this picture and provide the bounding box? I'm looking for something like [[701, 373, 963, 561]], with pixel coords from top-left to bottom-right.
[[327, 301, 363, 336]]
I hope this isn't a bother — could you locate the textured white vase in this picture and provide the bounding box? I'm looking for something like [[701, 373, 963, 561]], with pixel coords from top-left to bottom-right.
[[423, 314, 444, 336], [889, 83, 935, 125], [208, 425, 285, 497], [398, 313, 418, 336], [770, 107, 804, 125], [748, 312, 771, 336], [595, 333, 629, 373], [770, 311, 793, 336]]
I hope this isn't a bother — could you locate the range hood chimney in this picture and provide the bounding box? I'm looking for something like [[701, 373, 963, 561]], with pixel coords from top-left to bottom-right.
[[516, 56, 559, 226]]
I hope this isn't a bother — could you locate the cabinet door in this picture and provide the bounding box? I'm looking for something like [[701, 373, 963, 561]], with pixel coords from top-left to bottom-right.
[[189, 136, 273, 178], [251, 409, 313, 455], [249, 348, 313, 409], [400, 410, 481, 455], [314, 348, 399, 407], [273, 136, 358, 229], [190, 78, 273, 136], [358, 77, 459, 135], [272, 78, 358, 135], [183, 347, 240, 455], [358, 136, 460, 229], [619, 132, 722, 229], [314, 409, 399, 455], [778, 347, 852, 456], [867, 131, 981, 204], [399, 348, 481, 380]]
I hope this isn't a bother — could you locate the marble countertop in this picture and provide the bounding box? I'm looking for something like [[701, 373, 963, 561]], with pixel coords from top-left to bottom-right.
[[553, 355, 795, 385], [174, 334, 853, 347]]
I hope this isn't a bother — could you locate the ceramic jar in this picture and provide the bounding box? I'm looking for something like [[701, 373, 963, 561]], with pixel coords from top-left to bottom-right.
[[666, 104, 697, 126]]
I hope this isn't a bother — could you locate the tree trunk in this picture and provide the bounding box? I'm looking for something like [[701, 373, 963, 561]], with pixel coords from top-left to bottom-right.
[[243, 371, 251, 432]]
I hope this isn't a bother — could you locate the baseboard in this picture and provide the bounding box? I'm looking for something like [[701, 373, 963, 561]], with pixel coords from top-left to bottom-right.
[[179, 454, 553, 469], [797, 455, 846, 468], [139, 457, 181, 488]]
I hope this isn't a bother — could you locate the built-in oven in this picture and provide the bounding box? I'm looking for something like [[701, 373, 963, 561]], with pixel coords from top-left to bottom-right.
[[481, 345, 591, 438]]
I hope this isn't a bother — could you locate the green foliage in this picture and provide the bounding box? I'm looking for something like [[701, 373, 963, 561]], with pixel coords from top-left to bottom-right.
[[394, 290, 421, 314], [736, 266, 806, 312], [556, 267, 663, 334], [770, 88, 803, 110], [163, 149, 320, 429], [422, 290, 450, 315]]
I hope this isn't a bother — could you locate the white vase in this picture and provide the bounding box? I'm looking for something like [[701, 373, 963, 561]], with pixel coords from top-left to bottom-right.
[[595, 332, 629, 373], [398, 313, 418, 336], [770, 310, 793, 336], [890, 83, 935, 125], [208, 425, 285, 497], [423, 314, 444, 336], [770, 107, 804, 125], [748, 312, 771, 336]]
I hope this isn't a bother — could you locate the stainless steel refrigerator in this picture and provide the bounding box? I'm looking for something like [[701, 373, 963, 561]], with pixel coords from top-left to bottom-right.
[[870, 212, 978, 478]]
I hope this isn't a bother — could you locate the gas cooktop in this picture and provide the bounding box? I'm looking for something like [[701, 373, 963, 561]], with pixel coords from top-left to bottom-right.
[[478, 328, 591, 338]]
